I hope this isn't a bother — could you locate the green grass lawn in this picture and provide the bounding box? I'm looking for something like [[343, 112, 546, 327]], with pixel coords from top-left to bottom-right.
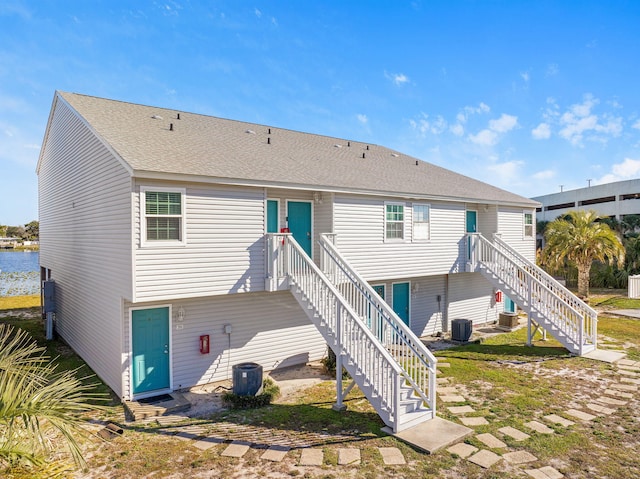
[[2, 302, 640, 478]]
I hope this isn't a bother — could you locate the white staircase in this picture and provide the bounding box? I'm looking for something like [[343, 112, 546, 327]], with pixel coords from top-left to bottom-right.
[[266, 233, 437, 433], [467, 233, 597, 355]]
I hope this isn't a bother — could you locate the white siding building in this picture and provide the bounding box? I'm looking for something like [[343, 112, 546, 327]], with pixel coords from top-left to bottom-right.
[[39, 92, 592, 432]]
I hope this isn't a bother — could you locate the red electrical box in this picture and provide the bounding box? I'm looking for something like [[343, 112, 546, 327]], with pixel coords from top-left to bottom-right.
[[199, 335, 210, 354], [495, 291, 503, 303], [280, 227, 290, 244]]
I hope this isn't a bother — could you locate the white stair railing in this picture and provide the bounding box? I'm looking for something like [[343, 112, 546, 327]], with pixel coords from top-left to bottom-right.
[[319, 234, 437, 415], [469, 233, 597, 354], [491, 234, 598, 335], [266, 233, 425, 432]]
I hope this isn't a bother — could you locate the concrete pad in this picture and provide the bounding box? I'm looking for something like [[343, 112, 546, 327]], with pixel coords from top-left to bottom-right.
[[538, 465, 565, 478], [378, 447, 406, 465], [447, 405, 475, 415], [565, 409, 596, 421], [621, 377, 640, 385], [447, 442, 478, 459], [543, 414, 575, 427], [384, 416, 473, 454], [192, 436, 224, 451], [583, 349, 626, 363], [221, 441, 251, 458], [610, 383, 638, 392], [526, 467, 564, 479], [467, 449, 502, 468], [597, 396, 628, 406], [618, 358, 639, 366], [460, 417, 489, 426], [586, 403, 615, 415], [436, 377, 451, 384], [524, 421, 554, 434], [618, 369, 640, 377], [438, 387, 460, 395], [261, 445, 290, 462], [438, 362, 451, 368], [338, 448, 361, 465], [476, 433, 507, 449], [498, 426, 530, 441], [440, 395, 466, 403], [618, 363, 640, 372], [298, 448, 323, 466], [605, 389, 633, 399], [503, 450, 538, 464]]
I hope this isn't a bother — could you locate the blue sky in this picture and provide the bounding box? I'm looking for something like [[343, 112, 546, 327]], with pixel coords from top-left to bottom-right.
[[2, 1, 640, 225]]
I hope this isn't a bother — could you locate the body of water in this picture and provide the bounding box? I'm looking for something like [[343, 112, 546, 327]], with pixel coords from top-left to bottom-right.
[[0, 250, 40, 296]]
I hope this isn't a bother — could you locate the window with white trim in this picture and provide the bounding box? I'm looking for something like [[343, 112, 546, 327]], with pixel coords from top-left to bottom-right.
[[413, 204, 430, 241], [142, 188, 185, 244], [385, 203, 404, 240], [524, 212, 533, 238]]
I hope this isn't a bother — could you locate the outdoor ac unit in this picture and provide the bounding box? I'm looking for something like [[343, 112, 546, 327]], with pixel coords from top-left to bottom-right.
[[451, 318, 472, 342]]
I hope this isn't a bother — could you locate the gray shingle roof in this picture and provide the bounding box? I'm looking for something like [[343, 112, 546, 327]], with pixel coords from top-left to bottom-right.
[[57, 91, 538, 207]]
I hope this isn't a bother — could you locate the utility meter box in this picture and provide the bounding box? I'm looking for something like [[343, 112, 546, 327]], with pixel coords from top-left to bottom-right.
[[43, 280, 56, 313]]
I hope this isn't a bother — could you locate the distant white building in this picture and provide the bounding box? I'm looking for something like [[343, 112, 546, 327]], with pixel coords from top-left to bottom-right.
[[532, 179, 640, 222]]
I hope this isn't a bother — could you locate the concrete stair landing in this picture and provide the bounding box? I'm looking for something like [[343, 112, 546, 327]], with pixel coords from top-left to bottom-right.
[[124, 392, 191, 421]]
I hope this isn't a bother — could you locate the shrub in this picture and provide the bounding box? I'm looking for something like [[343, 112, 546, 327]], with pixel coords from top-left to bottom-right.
[[222, 378, 280, 409]]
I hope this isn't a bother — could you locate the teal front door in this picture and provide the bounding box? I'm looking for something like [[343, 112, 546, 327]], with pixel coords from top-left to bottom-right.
[[392, 282, 410, 326], [287, 201, 312, 257], [132, 307, 170, 395], [466, 210, 477, 259]]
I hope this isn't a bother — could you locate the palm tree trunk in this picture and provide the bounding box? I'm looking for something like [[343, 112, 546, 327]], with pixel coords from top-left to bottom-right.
[[577, 263, 591, 297]]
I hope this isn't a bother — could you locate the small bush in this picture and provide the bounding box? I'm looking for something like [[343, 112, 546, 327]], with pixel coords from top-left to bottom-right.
[[222, 378, 280, 409], [321, 346, 349, 379]]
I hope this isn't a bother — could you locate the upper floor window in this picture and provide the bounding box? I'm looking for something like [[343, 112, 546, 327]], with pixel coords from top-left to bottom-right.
[[413, 204, 430, 241], [141, 187, 185, 245], [385, 203, 404, 240], [524, 212, 533, 238]]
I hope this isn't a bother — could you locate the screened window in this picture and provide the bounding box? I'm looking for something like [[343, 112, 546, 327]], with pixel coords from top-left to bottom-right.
[[413, 204, 430, 241], [385, 203, 404, 240], [524, 212, 533, 237], [143, 189, 184, 243]]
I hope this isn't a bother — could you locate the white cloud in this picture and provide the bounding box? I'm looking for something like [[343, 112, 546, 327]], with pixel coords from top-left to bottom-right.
[[595, 157, 640, 184], [456, 102, 490, 125], [486, 160, 524, 183], [469, 129, 498, 146], [254, 8, 262, 18], [357, 114, 368, 124], [520, 71, 530, 83], [546, 63, 559, 77], [532, 122, 551, 140], [409, 113, 448, 136], [557, 94, 623, 145], [633, 119, 640, 130], [489, 114, 518, 133], [532, 169, 555, 180], [468, 113, 517, 145], [385, 71, 409, 86], [450, 123, 464, 136]]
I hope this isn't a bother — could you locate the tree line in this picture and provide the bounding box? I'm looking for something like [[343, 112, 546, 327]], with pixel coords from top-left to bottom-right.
[[0, 221, 39, 241]]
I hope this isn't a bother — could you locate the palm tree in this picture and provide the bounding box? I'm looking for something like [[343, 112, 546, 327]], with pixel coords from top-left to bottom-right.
[[542, 210, 625, 297], [0, 323, 104, 477]]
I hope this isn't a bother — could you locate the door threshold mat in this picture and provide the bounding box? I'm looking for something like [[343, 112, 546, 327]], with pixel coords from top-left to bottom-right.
[[125, 392, 191, 421], [138, 394, 174, 405]]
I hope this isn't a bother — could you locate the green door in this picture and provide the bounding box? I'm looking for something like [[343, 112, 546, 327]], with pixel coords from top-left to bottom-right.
[[132, 307, 170, 395], [369, 285, 386, 339], [504, 296, 516, 313], [266, 200, 279, 233], [287, 201, 312, 257], [392, 282, 410, 326], [466, 210, 477, 259], [466, 210, 477, 233]]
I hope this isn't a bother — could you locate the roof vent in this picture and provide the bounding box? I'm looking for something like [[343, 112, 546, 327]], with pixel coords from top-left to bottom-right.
[[267, 137, 271, 144], [362, 152, 366, 158], [151, 115, 163, 120], [366, 145, 369, 150], [169, 123, 174, 131], [246, 129, 256, 134], [177, 113, 181, 120], [334, 144, 342, 148], [268, 128, 271, 134], [347, 141, 351, 147], [415, 160, 419, 166]]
